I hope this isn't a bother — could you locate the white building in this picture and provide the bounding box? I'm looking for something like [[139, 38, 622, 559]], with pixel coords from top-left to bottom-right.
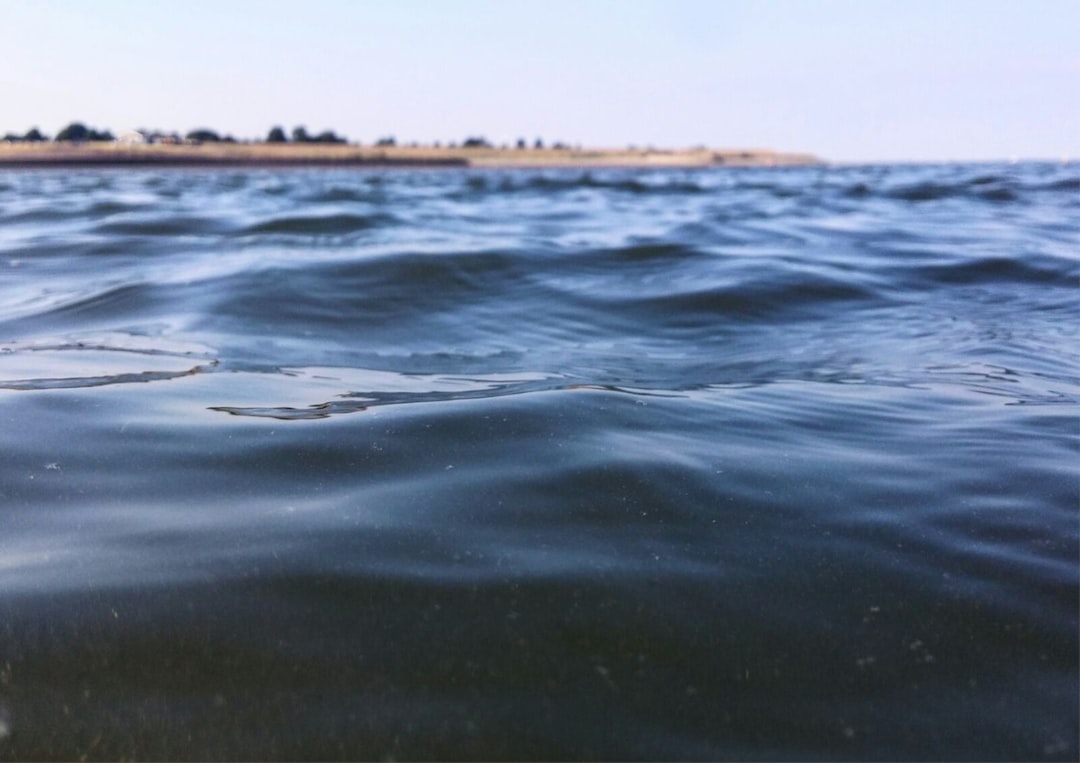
[[115, 129, 148, 145]]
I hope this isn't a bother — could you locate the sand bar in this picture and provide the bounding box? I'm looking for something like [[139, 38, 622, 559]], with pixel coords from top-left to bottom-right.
[[0, 142, 822, 169]]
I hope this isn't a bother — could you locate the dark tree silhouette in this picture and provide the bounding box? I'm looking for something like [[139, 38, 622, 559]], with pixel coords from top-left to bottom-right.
[[292, 126, 311, 143], [3, 128, 49, 142], [266, 126, 287, 143], [534, 138, 544, 149], [54, 123, 112, 141], [55, 122, 90, 141], [516, 138, 526, 149], [375, 136, 396, 147], [462, 136, 491, 148], [313, 130, 346, 144], [185, 128, 221, 143]]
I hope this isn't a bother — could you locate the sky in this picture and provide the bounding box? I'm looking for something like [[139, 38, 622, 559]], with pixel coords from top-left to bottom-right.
[[0, 0, 1076, 163]]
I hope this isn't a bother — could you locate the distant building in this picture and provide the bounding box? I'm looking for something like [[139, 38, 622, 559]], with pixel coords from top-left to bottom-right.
[[116, 129, 148, 145]]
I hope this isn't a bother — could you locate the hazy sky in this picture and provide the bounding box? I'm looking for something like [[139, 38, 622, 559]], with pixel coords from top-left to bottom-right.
[[1, 0, 1076, 162]]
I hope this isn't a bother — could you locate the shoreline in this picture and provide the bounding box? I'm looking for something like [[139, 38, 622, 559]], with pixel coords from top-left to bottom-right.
[[0, 142, 822, 169]]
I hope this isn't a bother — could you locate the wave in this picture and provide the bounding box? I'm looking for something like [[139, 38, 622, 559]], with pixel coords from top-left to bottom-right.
[[239, 212, 397, 236], [94, 216, 234, 236], [914, 255, 1077, 287], [885, 180, 1020, 203], [455, 172, 709, 197], [299, 186, 383, 204]]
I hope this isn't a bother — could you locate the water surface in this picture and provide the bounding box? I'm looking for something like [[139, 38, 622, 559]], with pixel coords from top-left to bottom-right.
[[0, 162, 1077, 760]]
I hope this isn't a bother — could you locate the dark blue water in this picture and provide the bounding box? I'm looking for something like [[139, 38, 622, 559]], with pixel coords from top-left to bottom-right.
[[0, 162, 1076, 760]]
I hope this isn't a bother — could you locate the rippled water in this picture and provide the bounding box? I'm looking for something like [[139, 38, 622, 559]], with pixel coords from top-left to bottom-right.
[[0, 163, 1077, 760]]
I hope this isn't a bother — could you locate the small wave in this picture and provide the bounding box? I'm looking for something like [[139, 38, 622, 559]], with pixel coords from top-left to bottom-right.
[[255, 180, 295, 196], [967, 174, 1009, 186], [731, 180, 804, 198], [538, 174, 707, 195], [300, 186, 379, 204], [2, 207, 71, 225], [886, 179, 1020, 203], [579, 241, 703, 266], [975, 186, 1019, 202], [917, 256, 1073, 287], [32, 283, 161, 323], [94, 216, 233, 236], [239, 212, 395, 236], [214, 249, 526, 325], [1040, 177, 1080, 192], [459, 173, 708, 197], [632, 240, 713, 263], [842, 182, 872, 198], [606, 273, 880, 323], [87, 200, 150, 217]]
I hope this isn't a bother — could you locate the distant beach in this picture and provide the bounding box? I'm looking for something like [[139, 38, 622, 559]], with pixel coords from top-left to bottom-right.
[[0, 141, 821, 168]]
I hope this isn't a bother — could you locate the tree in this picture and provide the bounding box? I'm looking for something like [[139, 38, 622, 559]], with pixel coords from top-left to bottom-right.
[[313, 129, 346, 144], [516, 138, 526, 149], [462, 136, 491, 148], [185, 128, 221, 143], [3, 128, 48, 142], [266, 126, 287, 143], [375, 136, 396, 147], [55, 122, 90, 141], [534, 138, 544, 149], [292, 126, 310, 143]]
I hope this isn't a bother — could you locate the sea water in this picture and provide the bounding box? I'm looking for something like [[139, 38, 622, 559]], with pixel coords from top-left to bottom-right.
[[0, 163, 1076, 760]]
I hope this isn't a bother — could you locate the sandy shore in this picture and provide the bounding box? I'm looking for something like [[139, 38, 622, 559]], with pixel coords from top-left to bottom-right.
[[0, 142, 821, 168]]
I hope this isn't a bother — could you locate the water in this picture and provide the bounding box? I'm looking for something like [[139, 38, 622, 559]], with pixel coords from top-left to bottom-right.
[[0, 162, 1076, 760]]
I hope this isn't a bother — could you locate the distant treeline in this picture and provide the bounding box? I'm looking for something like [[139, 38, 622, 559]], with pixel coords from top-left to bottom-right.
[[2, 123, 118, 142], [0, 122, 346, 145], [2, 122, 573, 150]]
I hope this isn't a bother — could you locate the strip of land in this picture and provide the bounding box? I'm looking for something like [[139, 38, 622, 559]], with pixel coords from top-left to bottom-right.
[[0, 142, 821, 169]]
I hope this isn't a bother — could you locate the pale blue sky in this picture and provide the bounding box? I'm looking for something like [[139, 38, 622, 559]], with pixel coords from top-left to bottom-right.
[[1, 0, 1076, 162]]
